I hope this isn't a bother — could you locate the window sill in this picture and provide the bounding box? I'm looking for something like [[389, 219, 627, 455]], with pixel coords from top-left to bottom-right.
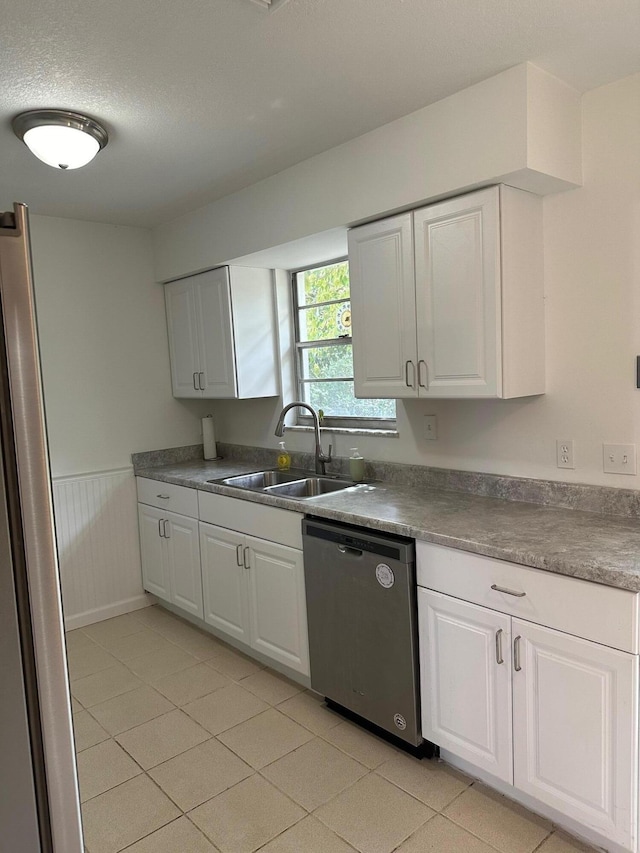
[[285, 424, 398, 439]]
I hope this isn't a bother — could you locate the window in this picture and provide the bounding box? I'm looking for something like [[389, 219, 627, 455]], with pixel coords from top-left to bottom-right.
[[292, 259, 396, 427]]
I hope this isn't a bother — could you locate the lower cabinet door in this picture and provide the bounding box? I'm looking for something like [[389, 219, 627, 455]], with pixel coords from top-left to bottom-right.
[[199, 522, 249, 643], [512, 619, 638, 851], [418, 588, 513, 782], [245, 535, 309, 676], [165, 512, 202, 619], [138, 504, 171, 602]]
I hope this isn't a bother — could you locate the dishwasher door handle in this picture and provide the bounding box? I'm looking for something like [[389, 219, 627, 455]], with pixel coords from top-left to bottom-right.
[[337, 544, 363, 556]]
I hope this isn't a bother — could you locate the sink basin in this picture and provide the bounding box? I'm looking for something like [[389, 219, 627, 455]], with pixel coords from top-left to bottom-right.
[[265, 477, 355, 499], [209, 470, 302, 489]]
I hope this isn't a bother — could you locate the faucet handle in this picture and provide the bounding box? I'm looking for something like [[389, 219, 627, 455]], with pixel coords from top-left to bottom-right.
[[326, 443, 332, 461]]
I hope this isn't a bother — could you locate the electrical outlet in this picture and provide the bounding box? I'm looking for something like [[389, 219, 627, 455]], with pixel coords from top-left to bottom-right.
[[556, 439, 575, 469], [424, 415, 437, 440], [603, 443, 637, 475]]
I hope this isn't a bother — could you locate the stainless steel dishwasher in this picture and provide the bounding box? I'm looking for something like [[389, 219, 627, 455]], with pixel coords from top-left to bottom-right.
[[303, 517, 429, 753]]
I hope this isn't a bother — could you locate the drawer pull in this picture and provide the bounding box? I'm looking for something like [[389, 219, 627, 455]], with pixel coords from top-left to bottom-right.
[[491, 583, 526, 598], [514, 635, 522, 672], [495, 628, 504, 665], [156, 494, 170, 500]]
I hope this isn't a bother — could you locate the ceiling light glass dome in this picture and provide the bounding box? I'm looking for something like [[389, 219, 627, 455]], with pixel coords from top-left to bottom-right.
[[12, 110, 109, 170]]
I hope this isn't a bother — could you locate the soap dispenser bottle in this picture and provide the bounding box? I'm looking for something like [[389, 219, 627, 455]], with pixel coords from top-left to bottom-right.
[[277, 441, 291, 471], [349, 448, 365, 482]]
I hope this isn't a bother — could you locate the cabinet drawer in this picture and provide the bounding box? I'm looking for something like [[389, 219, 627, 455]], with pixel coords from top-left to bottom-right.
[[198, 492, 303, 549], [417, 541, 639, 653], [136, 477, 198, 518]]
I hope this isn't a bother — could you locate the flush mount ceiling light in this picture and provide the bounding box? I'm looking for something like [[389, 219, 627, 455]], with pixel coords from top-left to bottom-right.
[[12, 109, 108, 170]]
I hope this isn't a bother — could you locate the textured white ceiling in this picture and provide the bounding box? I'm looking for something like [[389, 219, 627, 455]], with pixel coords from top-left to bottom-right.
[[1, 0, 639, 227]]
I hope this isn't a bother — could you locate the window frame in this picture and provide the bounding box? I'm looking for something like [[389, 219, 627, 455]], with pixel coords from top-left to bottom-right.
[[291, 257, 396, 430]]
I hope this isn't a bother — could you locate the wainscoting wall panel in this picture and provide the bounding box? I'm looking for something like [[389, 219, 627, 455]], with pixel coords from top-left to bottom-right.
[[52, 467, 149, 629]]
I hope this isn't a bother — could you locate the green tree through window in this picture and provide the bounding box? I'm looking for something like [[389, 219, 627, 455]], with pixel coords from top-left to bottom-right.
[[294, 261, 395, 421]]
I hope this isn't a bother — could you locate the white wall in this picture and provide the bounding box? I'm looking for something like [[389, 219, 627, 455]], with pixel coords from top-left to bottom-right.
[[30, 216, 210, 478], [208, 72, 640, 490], [154, 63, 581, 282]]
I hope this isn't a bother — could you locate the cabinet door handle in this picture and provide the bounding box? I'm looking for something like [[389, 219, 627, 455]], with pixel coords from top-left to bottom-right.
[[236, 544, 243, 567], [495, 628, 504, 665], [243, 546, 251, 569], [158, 518, 164, 538], [418, 359, 428, 389], [514, 635, 522, 672], [193, 372, 199, 391], [491, 584, 526, 598], [199, 372, 205, 391], [163, 519, 170, 538], [404, 360, 415, 388]]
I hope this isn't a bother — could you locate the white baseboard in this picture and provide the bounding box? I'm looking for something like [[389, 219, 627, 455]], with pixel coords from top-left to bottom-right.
[[64, 594, 151, 631]]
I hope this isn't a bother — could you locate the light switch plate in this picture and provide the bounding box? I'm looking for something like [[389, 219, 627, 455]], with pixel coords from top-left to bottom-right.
[[424, 415, 437, 440], [603, 443, 637, 475]]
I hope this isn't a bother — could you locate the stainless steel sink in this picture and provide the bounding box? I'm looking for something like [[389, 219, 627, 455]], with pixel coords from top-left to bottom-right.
[[264, 477, 354, 499], [208, 470, 301, 490]]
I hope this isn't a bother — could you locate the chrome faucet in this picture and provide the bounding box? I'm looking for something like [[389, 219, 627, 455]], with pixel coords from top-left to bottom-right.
[[274, 402, 332, 475]]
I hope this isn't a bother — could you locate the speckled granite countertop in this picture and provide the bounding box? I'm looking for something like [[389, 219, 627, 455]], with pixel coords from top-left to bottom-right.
[[135, 458, 640, 593]]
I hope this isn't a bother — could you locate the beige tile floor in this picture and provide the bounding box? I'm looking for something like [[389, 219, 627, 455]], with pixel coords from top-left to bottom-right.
[[68, 606, 597, 853]]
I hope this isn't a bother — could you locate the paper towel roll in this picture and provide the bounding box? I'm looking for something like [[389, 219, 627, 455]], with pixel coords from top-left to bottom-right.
[[202, 416, 218, 460]]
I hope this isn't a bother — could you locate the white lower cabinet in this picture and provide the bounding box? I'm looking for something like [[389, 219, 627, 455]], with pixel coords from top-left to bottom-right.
[[138, 503, 203, 619], [198, 502, 309, 676], [200, 524, 249, 643], [417, 543, 639, 853], [419, 590, 513, 783], [512, 619, 637, 849]]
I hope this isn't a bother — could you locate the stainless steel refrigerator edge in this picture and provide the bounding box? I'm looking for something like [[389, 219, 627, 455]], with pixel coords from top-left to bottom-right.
[[0, 203, 83, 851]]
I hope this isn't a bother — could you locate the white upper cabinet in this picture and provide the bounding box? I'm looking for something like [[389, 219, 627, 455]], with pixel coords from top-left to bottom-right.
[[348, 185, 544, 399], [349, 214, 417, 399], [165, 266, 280, 399]]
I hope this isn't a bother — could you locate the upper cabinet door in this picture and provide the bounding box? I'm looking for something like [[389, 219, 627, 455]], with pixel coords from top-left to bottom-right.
[[414, 187, 500, 397], [165, 278, 202, 398], [512, 619, 638, 851], [196, 267, 238, 399], [348, 214, 418, 399]]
